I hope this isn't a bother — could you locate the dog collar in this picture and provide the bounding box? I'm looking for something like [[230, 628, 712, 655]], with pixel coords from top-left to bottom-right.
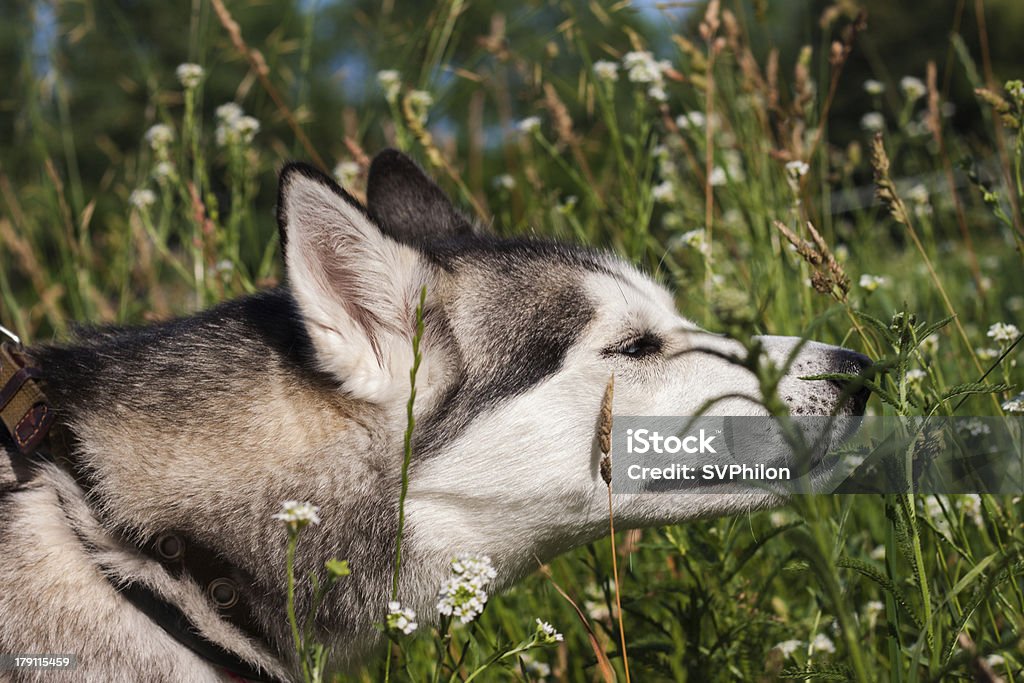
[[1, 340, 282, 683]]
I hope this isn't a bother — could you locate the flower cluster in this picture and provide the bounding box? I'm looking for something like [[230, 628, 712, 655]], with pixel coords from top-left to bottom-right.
[[215, 102, 260, 148], [592, 60, 619, 83], [987, 321, 1020, 346], [436, 554, 497, 624], [272, 500, 321, 530], [774, 639, 802, 658], [144, 123, 174, 155], [900, 76, 926, 102], [517, 116, 542, 134], [385, 601, 418, 635], [859, 274, 887, 292], [377, 69, 402, 103], [622, 50, 672, 101], [129, 189, 156, 211], [1002, 392, 1024, 414], [533, 619, 564, 644], [333, 160, 361, 187], [175, 62, 204, 90]]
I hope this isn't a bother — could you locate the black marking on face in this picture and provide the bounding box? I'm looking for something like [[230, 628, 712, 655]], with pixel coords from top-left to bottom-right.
[[412, 237, 607, 455]]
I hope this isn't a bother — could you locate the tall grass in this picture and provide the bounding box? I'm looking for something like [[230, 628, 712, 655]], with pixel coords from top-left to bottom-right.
[[1, 1, 1022, 681]]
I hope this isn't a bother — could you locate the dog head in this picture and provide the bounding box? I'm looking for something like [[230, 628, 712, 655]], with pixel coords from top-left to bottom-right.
[[276, 150, 869, 565]]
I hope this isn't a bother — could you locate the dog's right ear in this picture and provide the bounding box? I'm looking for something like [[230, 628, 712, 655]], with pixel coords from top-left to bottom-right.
[[366, 149, 476, 245], [277, 163, 435, 402]]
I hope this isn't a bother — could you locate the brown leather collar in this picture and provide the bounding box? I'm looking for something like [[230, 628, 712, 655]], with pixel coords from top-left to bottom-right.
[[0, 341, 56, 454]]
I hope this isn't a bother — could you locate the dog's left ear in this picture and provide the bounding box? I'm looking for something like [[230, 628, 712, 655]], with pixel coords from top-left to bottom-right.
[[277, 163, 435, 402], [366, 149, 476, 245]]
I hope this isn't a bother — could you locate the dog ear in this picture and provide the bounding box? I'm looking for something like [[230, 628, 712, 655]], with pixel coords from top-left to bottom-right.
[[277, 163, 434, 402], [366, 149, 476, 245]]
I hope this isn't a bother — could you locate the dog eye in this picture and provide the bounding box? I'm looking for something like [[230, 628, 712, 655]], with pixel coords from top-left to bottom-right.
[[613, 333, 662, 358]]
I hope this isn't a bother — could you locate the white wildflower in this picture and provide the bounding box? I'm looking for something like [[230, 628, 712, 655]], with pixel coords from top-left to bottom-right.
[[863, 79, 885, 95], [517, 116, 542, 134], [1002, 393, 1024, 414], [592, 60, 619, 82], [647, 85, 668, 102], [333, 161, 361, 187], [436, 554, 496, 624], [907, 184, 929, 205], [900, 76, 926, 102], [786, 160, 810, 179], [865, 600, 885, 621], [493, 174, 516, 191], [859, 274, 887, 292], [175, 63, 204, 90], [834, 244, 849, 261], [152, 161, 175, 185], [905, 368, 927, 387], [976, 347, 999, 361], [129, 189, 156, 210], [869, 545, 885, 561], [860, 112, 885, 133], [676, 111, 706, 129], [708, 166, 727, 186], [216, 102, 244, 124], [385, 601, 418, 635], [774, 640, 802, 658], [987, 322, 1020, 346], [622, 51, 671, 101], [652, 180, 675, 203], [535, 619, 564, 643], [986, 653, 1006, 667], [144, 123, 174, 152], [377, 69, 402, 102], [811, 634, 836, 654], [272, 500, 321, 528], [959, 419, 990, 437], [678, 228, 706, 251]]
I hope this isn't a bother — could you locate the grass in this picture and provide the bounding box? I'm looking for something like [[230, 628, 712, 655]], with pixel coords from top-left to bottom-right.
[[1, 0, 1023, 681]]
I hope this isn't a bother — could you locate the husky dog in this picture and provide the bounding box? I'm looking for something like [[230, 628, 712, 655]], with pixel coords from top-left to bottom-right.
[[0, 149, 869, 681]]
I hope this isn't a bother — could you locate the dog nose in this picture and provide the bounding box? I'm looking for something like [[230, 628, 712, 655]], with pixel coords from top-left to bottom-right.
[[829, 348, 872, 414]]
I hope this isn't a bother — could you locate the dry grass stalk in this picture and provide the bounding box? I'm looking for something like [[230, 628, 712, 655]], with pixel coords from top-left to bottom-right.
[[772, 220, 849, 302], [597, 374, 629, 683], [542, 82, 596, 187]]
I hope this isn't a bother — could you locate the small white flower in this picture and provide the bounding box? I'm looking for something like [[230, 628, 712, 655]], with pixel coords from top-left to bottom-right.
[[907, 183, 929, 205], [863, 79, 885, 95], [869, 545, 885, 561], [860, 112, 885, 132], [152, 161, 175, 185], [959, 419, 990, 438], [774, 640, 802, 658], [834, 244, 849, 261], [905, 368, 927, 387], [623, 51, 659, 84], [385, 600, 418, 635], [377, 69, 402, 102], [811, 633, 835, 654], [1002, 393, 1024, 414], [785, 160, 810, 180], [865, 600, 885, 620], [708, 166, 727, 187], [272, 500, 321, 528], [678, 228, 706, 251], [976, 347, 999, 361], [129, 189, 156, 210], [517, 116, 542, 134], [592, 60, 619, 82], [986, 653, 1006, 667], [535, 619, 564, 643], [176, 63, 204, 90], [676, 111, 706, 129], [859, 274, 887, 292], [493, 174, 516, 191], [900, 76, 926, 102], [333, 161, 361, 187], [647, 85, 668, 102], [920, 333, 939, 357], [987, 322, 1020, 346], [216, 102, 244, 123], [959, 494, 984, 528], [436, 554, 497, 624], [652, 180, 675, 203], [144, 123, 174, 152]]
